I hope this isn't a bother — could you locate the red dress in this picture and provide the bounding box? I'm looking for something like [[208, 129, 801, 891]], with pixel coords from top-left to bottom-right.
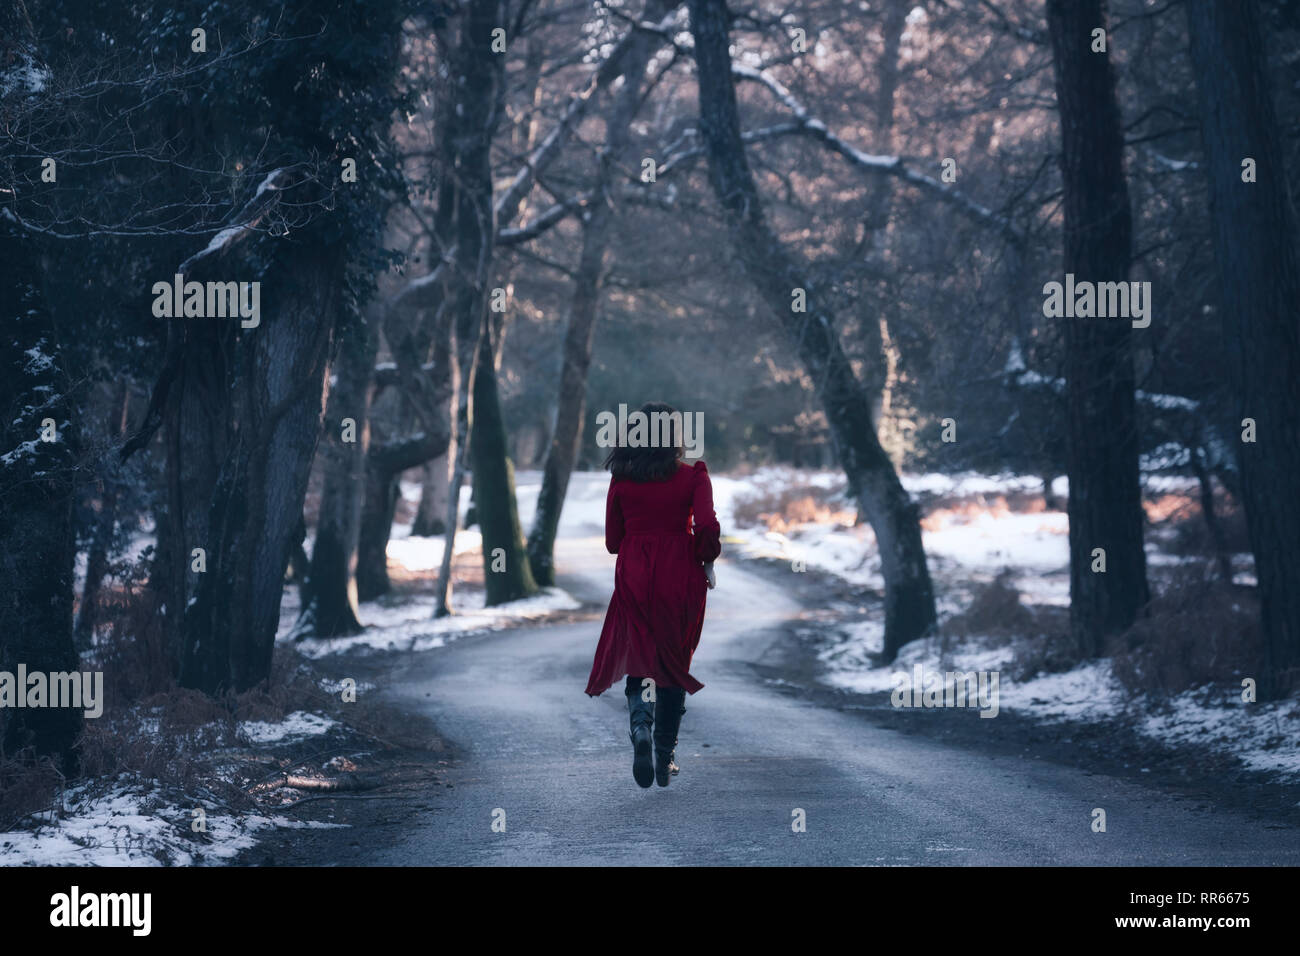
[[585, 460, 722, 696]]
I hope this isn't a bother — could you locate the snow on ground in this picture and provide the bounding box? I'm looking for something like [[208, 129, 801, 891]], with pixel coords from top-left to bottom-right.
[[712, 467, 1075, 604], [45, 462, 1291, 866], [818, 624, 1124, 723], [812, 621, 1300, 780], [1140, 692, 1300, 779], [717, 465, 1298, 783], [0, 781, 343, 867], [290, 588, 581, 659], [278, 478, 581, 656], [239, 711, 339, 744]]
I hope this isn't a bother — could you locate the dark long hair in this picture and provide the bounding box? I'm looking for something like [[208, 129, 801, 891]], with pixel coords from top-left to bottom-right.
[[603, 401, 685, 482]]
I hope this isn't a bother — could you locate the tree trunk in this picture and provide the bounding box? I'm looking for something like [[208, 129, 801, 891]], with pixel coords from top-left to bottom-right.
[[527, 0, 671, 586], [1191, 449, 1234, 583], [686, 0, 935, 660], [525, 214, 605, 585], [864, 0, 911, 466], [157, 317, 229, 669], [354, 296, 456, 602], [75, 380, 130, 649], [472, 316, 538, 604], [179, 253, 340, 693], [1047, 0, 1150, 658], [0, 223, 82, 766], [1186, 0, 1300, 696], [355, 463, 398, 602], [354, 425, 453, 601], [411, 455, 450, 537], [294, 317, 377, 637], [432, 0, 507, 616]]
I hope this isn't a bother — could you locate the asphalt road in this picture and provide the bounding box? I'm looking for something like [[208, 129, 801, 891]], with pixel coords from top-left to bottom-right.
[[354, 531, 1300, 866]]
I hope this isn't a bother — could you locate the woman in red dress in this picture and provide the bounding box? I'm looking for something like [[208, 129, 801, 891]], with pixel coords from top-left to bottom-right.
[[585, 402, 721, 788]]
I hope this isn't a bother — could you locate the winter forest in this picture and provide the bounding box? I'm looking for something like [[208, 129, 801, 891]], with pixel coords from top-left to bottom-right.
[[2, 0, 1300, 878]]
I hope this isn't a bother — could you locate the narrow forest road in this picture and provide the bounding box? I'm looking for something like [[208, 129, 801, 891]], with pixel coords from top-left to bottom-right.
[[290, 524, 1300, 867]]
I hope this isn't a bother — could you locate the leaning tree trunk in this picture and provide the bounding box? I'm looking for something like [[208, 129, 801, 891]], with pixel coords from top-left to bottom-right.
[[1047, 0, 1149, 658], [0, 222, 83, 766], [527, 0, 671, 586], [1186, 0, 1300, 696], [293, 316, 377, 637], [687, 0, 935, 660], [466, 34, 546, 602], [861, 0, 910, 466], [525, 214, 606, 586]]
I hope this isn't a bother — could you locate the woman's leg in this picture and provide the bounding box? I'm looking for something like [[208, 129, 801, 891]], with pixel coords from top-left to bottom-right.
[[624, 676, 655, 788], [652, 684, 687, 787]]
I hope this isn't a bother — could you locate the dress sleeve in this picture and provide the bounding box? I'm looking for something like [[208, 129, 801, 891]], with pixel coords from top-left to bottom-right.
[[605, 478, 624, 555], [690, 460, 721, 563]]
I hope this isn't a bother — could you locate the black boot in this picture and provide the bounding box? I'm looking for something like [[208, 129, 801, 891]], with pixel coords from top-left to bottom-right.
[[625, 680, 655, 789], [653, 687, 686, 787]]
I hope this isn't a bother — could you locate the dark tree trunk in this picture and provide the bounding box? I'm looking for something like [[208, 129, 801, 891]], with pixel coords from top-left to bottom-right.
[[1186, 0, 1300, 695], [432, 0, 507, 616], [471, 317, 538, 604], [1042, 473, 1060, 511], [1191, 450, 1234, 583], [294, 317, 377, 637], [1047, 0, 1149, 658], [75, 381, 130, 649], [0, 223, 82, 766], [354, 426, 452, 601], [179, 252, 340, 693], [356, 463, 399, 602], [686, 0, 935, 660], [527, 0, 671, 587], [156, 316, 229, 668]]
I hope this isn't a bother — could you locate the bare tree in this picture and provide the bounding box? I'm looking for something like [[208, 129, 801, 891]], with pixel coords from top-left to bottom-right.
[[1186, 0, 1300, 695], [1046, 0, 1149, 657], [686, 0, 935, 660], [527, 0, 677, 585]]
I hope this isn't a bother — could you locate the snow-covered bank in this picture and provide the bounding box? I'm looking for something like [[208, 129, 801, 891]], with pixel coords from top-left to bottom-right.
[[275, 479, 582, 657], [815, 623, 1300, 781], [714, 465, 1297, 784], [289, 587, 582, 659], [1, 704, 351, 866], [0, 779, 344, 867]]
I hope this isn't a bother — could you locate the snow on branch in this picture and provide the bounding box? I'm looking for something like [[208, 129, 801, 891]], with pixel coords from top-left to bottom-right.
[[493, 6, 685, 226], [729, 64, 1026, 247], [498, 192, 596, 247], [176, 166, 305, 275]]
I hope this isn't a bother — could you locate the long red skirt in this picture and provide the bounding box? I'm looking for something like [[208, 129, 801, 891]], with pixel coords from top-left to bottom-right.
[[585, 530, 709, 695]]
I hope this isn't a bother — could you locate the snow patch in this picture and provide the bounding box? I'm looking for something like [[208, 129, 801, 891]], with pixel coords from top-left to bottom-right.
[[0, 781, 344, 867], [239, 711, 339, 744]]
